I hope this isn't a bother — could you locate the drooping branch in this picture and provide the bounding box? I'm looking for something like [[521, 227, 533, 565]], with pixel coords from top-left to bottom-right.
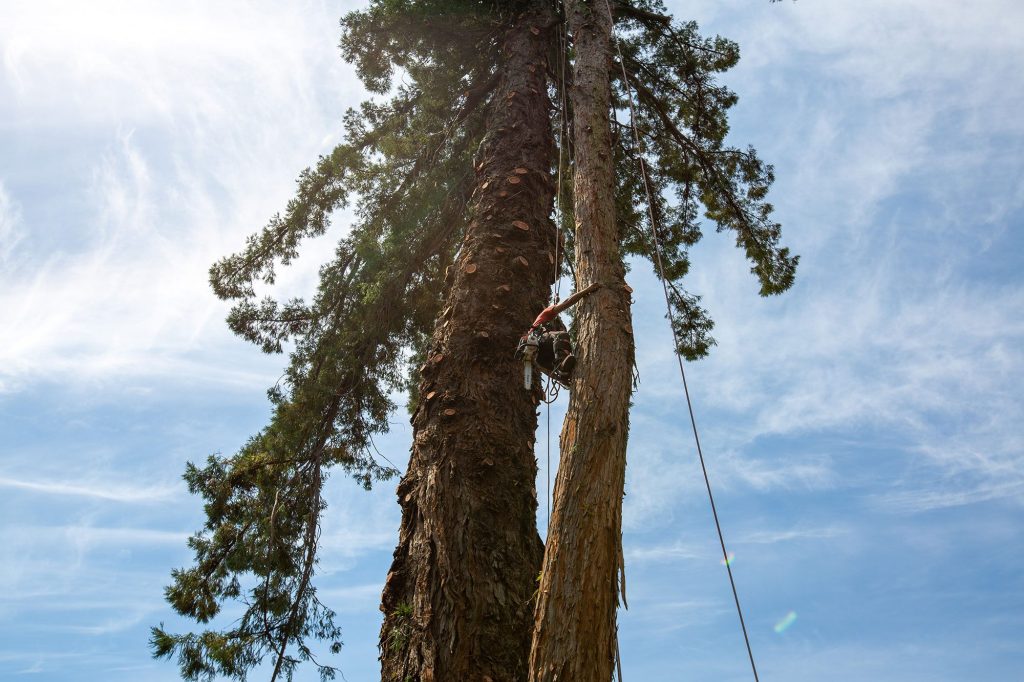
[[623, 66, 797, 296]]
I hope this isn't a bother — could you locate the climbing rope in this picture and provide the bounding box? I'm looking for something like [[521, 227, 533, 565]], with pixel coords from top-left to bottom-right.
[[544, 7, 573, 528], [605, 2, 762, 680]]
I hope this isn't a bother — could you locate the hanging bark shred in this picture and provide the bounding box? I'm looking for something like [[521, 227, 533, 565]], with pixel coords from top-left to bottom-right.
[[380, 5, 558, 681]]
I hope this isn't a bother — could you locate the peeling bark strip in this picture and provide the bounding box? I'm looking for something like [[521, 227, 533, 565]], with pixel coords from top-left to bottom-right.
[[529, 0, 635, 680], [379, 4, 558, 681]]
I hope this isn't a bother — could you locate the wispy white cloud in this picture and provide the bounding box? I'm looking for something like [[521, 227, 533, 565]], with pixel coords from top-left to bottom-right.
[[0, 474, 180, 503], [0, 181, 23, 264], [736, 525, 849, 546], [318, 482, 403, 569], [625, 524, 847, 567], [58, 611, 152, 637], [16, 661, 43, 675], [0, 0, 364, 393], [317, 582, 385, 613], [626, 541, 706, 565], [873, 478, 1024, 514]]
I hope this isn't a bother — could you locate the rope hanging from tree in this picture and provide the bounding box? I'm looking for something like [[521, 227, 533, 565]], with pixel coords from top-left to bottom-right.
[[544, 6, 574, 527], [604, 0, 762, 679]]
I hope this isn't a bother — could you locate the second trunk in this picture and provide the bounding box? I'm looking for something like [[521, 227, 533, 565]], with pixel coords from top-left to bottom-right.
[[379, 4, 559, 681], [530, 0, 635, 680]]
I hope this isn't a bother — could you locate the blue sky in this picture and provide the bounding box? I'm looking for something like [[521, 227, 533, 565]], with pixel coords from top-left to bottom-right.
[[1, 0, 1022, 680]]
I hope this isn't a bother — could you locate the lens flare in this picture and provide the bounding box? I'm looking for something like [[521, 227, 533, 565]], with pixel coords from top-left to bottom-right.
[[773, 611, 797, 633], [721, 552, 735, 566]]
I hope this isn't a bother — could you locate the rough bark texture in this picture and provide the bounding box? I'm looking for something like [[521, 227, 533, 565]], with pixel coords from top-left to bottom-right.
[[529, 0, 635, 680], [379, 4, 559, 681]]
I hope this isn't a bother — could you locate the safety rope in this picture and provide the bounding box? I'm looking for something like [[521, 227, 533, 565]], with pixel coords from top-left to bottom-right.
[[553, 13, 567, 304], [544, 7, 573, 528], [605, 2, 762, 680]]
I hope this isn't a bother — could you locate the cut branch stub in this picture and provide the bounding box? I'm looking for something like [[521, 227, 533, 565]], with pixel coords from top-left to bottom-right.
[[514, 167, 529, 175], [512, 220, 530, 231], [465, 263, 478, 274], [425, 391, 437, 400], [514, 256, 530, 268], [443, 408, 457, 417], [506, 176, 522, 185]]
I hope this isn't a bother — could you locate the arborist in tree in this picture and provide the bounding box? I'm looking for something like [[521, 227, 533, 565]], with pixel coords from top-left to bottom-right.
[[525, 307, 576, 384], [516, 282, 601, 388]]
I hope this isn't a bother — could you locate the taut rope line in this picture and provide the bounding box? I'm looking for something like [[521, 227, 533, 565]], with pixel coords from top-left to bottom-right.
[[605, 2, 762, 680]]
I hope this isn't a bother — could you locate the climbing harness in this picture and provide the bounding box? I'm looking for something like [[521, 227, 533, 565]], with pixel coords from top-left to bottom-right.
[[514, 321, 571, 392], [516, 282, 600, 392], [605, 0, 762, 678]]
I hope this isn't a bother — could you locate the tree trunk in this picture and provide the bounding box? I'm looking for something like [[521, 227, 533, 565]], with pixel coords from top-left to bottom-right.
[[529, 0, 634, 679], [379, 4, 559, 681]]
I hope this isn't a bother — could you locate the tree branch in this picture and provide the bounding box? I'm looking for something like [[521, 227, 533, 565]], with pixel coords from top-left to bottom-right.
[[626, 74, 768, 244], [612, 1, 671, 26]]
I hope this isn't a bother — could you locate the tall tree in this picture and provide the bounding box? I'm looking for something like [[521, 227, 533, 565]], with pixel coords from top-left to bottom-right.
[[151, 1, 797, 681], [152, 2, 561, 680], [532, 1, 797, 679], [529, 1, 631, 679], [376, 2, 559, 680]]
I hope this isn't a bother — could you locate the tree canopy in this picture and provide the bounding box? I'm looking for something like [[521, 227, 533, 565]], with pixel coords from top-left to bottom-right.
[[152, 2, 796, 680]]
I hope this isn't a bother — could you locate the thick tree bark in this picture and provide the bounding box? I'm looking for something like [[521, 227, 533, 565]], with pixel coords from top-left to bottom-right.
[[529, 0, 634, 680], [379, 4, 559, 681]]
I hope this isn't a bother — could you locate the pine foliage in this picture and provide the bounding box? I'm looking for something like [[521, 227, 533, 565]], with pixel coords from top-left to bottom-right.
[[610, 0, 799, 359]]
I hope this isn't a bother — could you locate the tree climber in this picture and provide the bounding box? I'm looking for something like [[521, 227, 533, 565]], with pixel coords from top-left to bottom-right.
[[526, 308, 576, 384], [517, 282, 601, 388]]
